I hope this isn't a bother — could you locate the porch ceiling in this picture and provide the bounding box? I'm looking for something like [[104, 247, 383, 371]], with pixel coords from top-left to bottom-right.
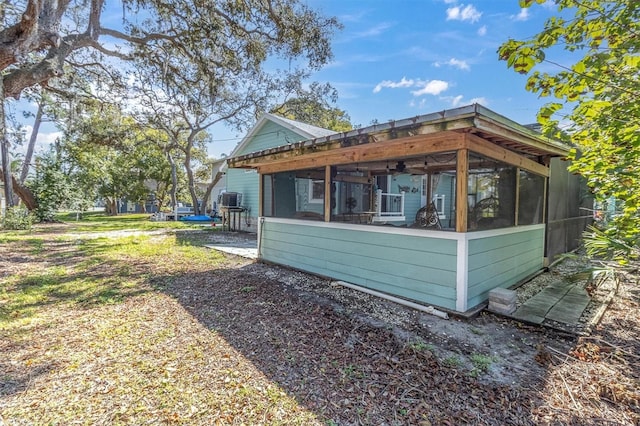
[[228, 104, 570, 175]]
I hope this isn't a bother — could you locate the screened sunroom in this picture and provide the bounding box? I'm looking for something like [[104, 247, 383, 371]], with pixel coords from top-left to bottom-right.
[[228, 104, 571, 313]]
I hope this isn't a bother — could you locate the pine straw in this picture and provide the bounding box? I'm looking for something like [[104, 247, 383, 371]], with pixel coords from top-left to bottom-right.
[[532, 273, 640, 425], [1, 229, 639, 425]]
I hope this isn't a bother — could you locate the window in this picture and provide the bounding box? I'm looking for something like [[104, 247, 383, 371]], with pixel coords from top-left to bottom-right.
[[309, 180, 324, 203], [434, 194, 446, 219], [261, 169, 325, 220]]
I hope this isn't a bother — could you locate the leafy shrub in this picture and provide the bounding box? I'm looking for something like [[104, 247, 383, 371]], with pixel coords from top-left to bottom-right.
[[2, 206, 34, 230], [30, 153, 73, 222]]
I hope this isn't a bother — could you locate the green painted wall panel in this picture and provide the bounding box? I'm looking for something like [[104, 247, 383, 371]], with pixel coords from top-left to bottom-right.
[[262, 233, 457, 290], [468, 229, 541, 254], [265, 227, 457, 269], [260, 220, 458, 309], [467, 257, 542, 308], [268, 222, 457, 256], [468, 238, 542, 272], [263, 244, 457, 310], [466, 227, 544, 308], [226, 168, 259, 219], [469, 247, 542, 285]]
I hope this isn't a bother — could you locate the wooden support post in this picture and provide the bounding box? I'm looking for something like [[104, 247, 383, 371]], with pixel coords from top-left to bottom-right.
[[426, 173, 433, 208], [456, 149, 468, 232], [258, 173, 264, 217], [514, 168, 520, 226], [543, 176, 548, 224], [324, 165, 331, 222]]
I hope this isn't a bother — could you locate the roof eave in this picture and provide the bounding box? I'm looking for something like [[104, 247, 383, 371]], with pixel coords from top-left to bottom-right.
[[228, 104, 571, 167]]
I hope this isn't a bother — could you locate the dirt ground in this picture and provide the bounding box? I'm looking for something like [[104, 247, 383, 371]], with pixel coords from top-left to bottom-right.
[[1, 228, 638, 425]]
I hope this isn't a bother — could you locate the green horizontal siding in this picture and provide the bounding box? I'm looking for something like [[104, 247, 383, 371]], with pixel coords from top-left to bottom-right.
[[236, 121, 305, 156], [229, 121, 310, 226], [226, 168, 259, 222], [466, 227, 544, 307], [260, 221, 458, 310]]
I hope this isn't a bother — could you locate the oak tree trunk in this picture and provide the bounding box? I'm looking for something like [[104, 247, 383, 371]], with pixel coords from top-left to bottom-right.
[[201, 171, 224, 216]]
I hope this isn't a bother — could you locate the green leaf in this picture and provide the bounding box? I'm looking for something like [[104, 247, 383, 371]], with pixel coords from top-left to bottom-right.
[[537, 102, 562, 125]]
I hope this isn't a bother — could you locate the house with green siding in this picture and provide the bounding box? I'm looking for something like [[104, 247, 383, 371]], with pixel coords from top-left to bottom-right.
[[223, 113, 336, 232], [227, 104, 589, 314]]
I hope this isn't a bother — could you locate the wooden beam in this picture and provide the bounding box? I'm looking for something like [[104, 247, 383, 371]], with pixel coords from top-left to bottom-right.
[[335, 175, 371, 185], [294, 171, 370, 185], [456, 149, 468, 232], [465, 133, 549, 177], [254, 132, 466, 174], [324, 165, 331, 222], [474, 116, 569, 157]]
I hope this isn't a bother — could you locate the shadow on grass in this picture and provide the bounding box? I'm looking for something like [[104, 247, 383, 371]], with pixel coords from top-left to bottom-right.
[[173, 229, 256, 248], [1, 236, 154, 325], [0, 360, 60, 398], [3, 268, 150, 323]]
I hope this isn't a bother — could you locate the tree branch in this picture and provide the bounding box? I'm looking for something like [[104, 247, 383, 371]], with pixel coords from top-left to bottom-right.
[[99, 28, 180, 45], [85, 39, 132, 60]]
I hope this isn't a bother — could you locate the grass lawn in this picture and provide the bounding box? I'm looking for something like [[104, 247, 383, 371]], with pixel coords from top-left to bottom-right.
[[53, 211, 198, 232], [1, 214, 318, 425]]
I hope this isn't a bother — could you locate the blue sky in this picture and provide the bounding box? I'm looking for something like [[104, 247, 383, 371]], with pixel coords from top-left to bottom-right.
[[16, 0, 570, 160], [208, 0, 566, 157]]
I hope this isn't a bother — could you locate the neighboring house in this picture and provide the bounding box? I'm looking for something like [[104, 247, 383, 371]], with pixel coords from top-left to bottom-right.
[[117, 179, 167, 214], [118, 196, 160, 214], [228, 104, 592, 314], [223, 113, 336, 231]]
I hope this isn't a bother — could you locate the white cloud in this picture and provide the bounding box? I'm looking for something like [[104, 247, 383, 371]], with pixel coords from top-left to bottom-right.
[[441, 95, 488, 108], [435, 58, 470, 71], [339, 11, 368, 23], [446, 4, 482, 23], [477, 25, 487, 36], [513, 8, 530, 21], [37, 131, 63, 145], [373, 77, 416, 93], [373, 78, 449, 97], [355, 22, 394, 38], [451, 95, 465, 107], [411, 80, 449, 96]]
